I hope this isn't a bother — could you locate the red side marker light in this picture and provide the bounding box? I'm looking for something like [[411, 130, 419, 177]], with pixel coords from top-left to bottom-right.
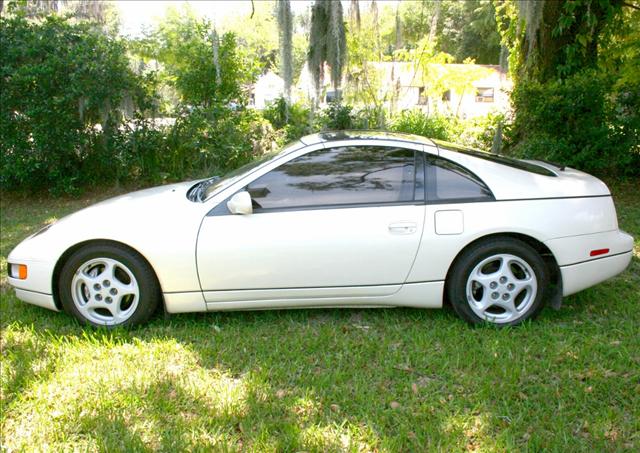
[[589, 248, 609, 257]]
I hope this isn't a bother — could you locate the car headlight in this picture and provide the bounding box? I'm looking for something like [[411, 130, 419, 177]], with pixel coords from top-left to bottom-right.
[[8, 263, 28, 280]]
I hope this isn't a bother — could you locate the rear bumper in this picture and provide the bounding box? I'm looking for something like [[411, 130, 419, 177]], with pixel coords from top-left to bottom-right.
[[14, 289, 59, 312], [560, 250, 633, 296]]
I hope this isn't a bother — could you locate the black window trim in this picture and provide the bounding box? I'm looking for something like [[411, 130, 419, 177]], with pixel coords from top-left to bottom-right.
[[433, 140, 558, 177]]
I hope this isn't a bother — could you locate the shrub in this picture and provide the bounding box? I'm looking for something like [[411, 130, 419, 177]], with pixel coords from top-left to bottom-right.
[[315, 102, 356, 130], [0, 15, 144, 194], [457, 112, 506, 151], [263, 98, 313, 143], [389, 110, 458, 141], [352, 106, 387, 130], [508, 70, 639, 175]]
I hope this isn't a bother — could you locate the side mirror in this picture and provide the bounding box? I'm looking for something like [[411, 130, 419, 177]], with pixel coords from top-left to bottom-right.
[[227, 191, 253, 215]]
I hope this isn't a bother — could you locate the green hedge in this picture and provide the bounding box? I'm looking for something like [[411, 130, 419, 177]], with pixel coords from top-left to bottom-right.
[[508, 71, 639, 175]]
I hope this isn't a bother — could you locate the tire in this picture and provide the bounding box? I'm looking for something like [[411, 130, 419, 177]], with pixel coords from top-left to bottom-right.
[[447, 238, 548, 326], [59, 243, 160, 327]]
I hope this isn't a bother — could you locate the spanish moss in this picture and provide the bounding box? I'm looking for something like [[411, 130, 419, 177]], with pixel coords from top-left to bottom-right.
[[308, 0, 346, 101]]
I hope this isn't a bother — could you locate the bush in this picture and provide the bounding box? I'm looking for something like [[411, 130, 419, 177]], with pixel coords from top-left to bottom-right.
[[263, 98, 313, 143], [0, 15, 144, 194], [352, 106, 387, 130], [133, 107, 280, 182], [457, 112, 505, 151], [389, 110, 458, 141], [315, 102, 356, 130], [508, 70, 639, 175]]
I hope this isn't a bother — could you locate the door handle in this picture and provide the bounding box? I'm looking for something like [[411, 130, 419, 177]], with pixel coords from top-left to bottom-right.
[[388, 222, 417, 235]]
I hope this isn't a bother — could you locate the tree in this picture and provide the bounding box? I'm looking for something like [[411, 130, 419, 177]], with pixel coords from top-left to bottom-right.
[[496, 0, 626, 81], [308, 0, 347, 101], [136, 6, 257, 110], [222, 2, 307, 79], [0, 15, 142, 192], [3, 0, 118, 32], [400, 0, 501, 64], [494, 0, 639, 175], [276, 0, 293, 110]]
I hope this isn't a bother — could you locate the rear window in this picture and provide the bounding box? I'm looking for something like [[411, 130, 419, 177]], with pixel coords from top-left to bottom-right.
[[426, 156, 494, 202], [433, 140, 557, 177]]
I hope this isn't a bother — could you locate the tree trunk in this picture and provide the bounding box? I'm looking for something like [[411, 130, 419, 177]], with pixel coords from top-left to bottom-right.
[[428, 0, 441, 44], [521, 0, 614, 81]]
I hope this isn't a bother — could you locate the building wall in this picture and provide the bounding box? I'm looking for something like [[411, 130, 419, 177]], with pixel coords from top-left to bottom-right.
[[388, 66, 511, 119], [252, 72, 285, 110]]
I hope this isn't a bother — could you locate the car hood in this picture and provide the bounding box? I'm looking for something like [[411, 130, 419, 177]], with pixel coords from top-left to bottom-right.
[[15, 180, 210, 261], [55, 181, 199, 227]]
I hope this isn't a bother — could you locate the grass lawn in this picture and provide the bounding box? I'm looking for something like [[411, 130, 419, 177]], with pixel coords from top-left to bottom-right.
[[1, 182, 639, 452]]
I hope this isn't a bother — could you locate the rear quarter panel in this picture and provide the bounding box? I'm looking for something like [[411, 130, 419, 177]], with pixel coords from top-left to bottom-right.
[[406, 196, 618, 282]]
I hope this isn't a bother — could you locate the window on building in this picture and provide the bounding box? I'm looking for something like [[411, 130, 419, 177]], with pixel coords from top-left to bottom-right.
[[475, 87, 494, 103], [418, 87, 428, 105], [325, 90, 342, 103]]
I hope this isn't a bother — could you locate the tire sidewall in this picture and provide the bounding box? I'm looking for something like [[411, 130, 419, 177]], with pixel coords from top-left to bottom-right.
[[59, 244, 159, 328], [448, 239, 548, 326]]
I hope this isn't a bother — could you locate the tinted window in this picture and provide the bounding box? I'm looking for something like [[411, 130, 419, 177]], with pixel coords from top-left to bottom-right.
[[426, 156, 493, 202], [247, 146, 416, 210]]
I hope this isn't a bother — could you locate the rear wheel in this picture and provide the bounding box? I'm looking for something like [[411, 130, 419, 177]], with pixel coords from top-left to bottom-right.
[[59, 244, 160, 327], [447, 238, 548, 326]]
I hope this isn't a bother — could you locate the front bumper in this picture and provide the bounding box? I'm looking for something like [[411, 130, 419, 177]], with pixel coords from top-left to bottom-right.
[[13, 288, 59, 311], [6, 258, 55, 294], [7, 256, 58, 312]]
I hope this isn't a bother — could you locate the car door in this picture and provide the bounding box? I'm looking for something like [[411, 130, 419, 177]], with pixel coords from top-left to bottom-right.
[[196, 142, 426, 303]]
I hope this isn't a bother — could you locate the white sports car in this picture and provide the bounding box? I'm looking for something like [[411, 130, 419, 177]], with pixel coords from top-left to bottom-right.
[[7, 131, 634, 327]]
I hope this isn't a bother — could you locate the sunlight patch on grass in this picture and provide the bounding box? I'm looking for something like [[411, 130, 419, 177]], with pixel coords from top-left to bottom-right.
[[299, 422, 378, 452], [3, 336, 249, 451]]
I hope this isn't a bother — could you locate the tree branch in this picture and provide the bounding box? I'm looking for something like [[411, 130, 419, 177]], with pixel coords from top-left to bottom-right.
[[621, 1, 640, 11]]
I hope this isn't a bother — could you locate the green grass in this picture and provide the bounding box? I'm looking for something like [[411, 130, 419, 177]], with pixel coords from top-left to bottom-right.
[[1, 182, 639, 452]]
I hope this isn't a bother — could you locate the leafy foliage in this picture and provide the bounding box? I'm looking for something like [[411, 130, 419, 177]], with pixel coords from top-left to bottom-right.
[[508, 71, 639, 175], [136, 8, 257, 109], [401, 0, 501, 64], [263, 97, 313, 144], [0, 15, 145, 194], [495, 0, 639, 176], [390, 110, 455, 141]]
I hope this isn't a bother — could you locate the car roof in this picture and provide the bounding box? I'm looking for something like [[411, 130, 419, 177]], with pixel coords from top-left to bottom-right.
[[298, 130, 436, 147]]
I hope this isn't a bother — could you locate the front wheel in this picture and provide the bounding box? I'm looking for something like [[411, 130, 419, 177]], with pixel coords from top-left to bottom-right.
[[59, 243, 160, 327], [447, 238, 548, 326]]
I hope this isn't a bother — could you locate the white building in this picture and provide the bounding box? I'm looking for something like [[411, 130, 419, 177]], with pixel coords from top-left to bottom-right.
[[370, 62, 511, 119], [251, 71, 285, 110], [297, 62, 512, 119]]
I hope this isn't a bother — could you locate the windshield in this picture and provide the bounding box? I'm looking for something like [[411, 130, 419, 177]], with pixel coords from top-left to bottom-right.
[[202, 140, 304, 200]]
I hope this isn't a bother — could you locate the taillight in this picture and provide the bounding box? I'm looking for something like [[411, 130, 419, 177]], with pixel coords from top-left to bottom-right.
[[589, 248, 610, 257]]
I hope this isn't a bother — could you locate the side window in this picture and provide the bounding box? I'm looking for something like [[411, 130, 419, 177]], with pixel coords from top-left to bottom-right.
[[247, 146, 417, 210], [426, 156, 493, 202]]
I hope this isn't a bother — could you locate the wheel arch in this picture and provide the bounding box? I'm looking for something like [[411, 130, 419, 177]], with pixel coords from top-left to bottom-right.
[[51, 239, 163, 311], [443, 232, 562, 307]]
